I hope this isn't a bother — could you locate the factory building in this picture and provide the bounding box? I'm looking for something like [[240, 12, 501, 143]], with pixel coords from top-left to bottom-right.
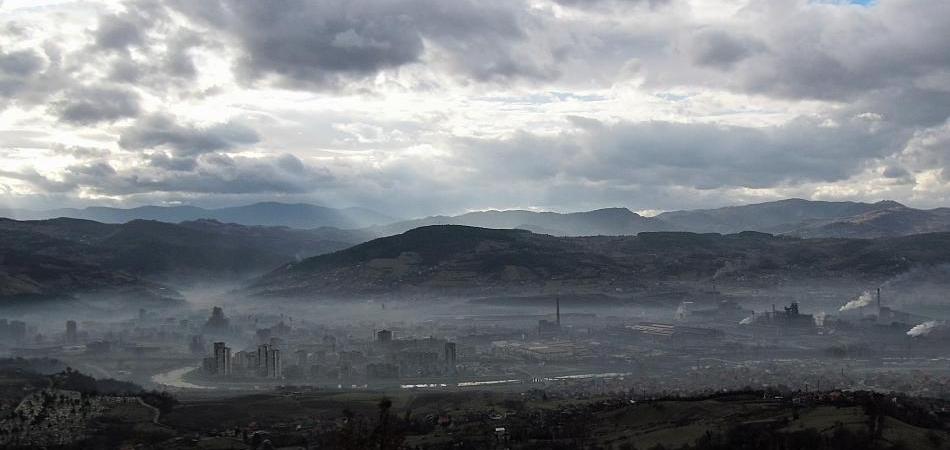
[[626, 322, 725, 343], [748, 302, 815, 329]]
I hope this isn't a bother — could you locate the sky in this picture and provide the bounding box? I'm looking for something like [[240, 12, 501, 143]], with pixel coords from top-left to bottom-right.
[[0, 0, 948, 217]]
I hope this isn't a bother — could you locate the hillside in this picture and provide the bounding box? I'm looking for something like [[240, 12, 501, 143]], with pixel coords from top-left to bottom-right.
[[251, 225, 630, 298], [249, 225, 950, 299], [788, 205, 950, 238], [373, 207, 666, 236], [0, 217, 369, 303]]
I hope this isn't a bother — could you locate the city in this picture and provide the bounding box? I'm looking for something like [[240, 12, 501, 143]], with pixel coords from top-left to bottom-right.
[[2, 0, 950, 448]]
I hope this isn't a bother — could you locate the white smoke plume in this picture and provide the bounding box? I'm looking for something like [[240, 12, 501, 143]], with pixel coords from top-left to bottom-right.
[[675, 301, 693, 320], [739, 315, 754, 325], [907, 320, 942, 337], [839, 291, 873, 312]]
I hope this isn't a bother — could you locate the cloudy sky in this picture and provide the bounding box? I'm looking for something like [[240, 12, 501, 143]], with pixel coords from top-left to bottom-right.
[[0, 0, 948, 217]]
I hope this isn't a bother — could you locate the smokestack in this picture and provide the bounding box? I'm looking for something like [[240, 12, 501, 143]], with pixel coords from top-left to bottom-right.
[[556, 296, 560, 326], [877, 287, 881, 312]]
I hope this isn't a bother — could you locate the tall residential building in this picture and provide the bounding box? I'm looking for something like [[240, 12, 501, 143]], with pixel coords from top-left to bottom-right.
[[256, 344, 268, 376], [270, 349, 282, 378], [245, 351, 258, 372], [65, 320, 77, 345], [213, 342, 231, 376], [376, 329, 393, 343], [232, 350, 248, 373], [257, 344, 282, 378], [444, 342, 457, 372]]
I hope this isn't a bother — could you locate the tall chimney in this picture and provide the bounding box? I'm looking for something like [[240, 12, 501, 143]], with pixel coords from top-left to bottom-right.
[[556, 296, 561, 326], [877, 287, 881, 311]]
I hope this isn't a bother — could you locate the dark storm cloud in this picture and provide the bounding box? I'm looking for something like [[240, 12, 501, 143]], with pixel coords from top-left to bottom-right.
[[0, 42, 77, 109], [0, 48, 45, 97], [162, 33, 199, 79], [165, 0, 424, 88], [92, 3, 205, 92], [881, 164, 914, 184], [118, 114, 260, 155], [92, 0, 172, 52], [853, 87, 950, 128], [124, 152, 332, 194], [94, 14, 144, 51], [690, 29, 766, 70], [0, 48, 44, 77], [52, 85, 141, 125], [165, 0, 547, 88], [706, 0, 950, 104]]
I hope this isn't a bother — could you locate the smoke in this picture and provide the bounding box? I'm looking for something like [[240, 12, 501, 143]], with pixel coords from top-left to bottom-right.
[[712, 262, 736, 280], [906, 320, 943, 337], [839, 290, 873, 312], [676, 301, 692, 320], [739, 315, 754, 325]]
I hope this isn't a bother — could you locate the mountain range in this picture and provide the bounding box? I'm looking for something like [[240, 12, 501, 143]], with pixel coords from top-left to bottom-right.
[[5, 198, 950, 239], [0, 202, 396, 230], [7, 206, 950, 304], [249, 224, 950, 299], [374, 199, 950, 239]]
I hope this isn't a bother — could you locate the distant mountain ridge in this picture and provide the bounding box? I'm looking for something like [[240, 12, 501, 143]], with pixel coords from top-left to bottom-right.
[[5, 198, 950, 238], [654, 199, 901, 233], [0, 202, 395, 229], [372, 199, 950, 238], [370, 207, 666, 236]]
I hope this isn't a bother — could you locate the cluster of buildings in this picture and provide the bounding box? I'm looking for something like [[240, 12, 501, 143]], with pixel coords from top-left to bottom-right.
[[202, 341, 282, 379], [0, 318, 28, 344], [196, 307, 462, 382]]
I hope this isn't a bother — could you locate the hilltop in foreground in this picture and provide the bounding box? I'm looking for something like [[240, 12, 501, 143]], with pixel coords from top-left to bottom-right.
[[1, 359, 947, 450]]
